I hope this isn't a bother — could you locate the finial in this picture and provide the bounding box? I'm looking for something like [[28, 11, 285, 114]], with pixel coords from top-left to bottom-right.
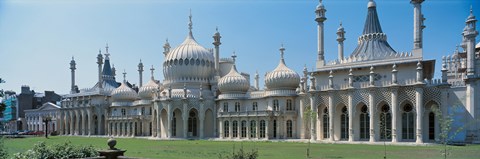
[[188, 9, 193, 33], [140, 59, 142, 63], [279, 44, 285, 60], [98, 49, 102, 55], [104, 43, 110, 59], [72, 56, 75, 60], [216, 26, 218, 32], [231, 51, 237, 63], [150, 65, 155, 80], [122, 70, 127, 83], [340, 21, 342, 27]]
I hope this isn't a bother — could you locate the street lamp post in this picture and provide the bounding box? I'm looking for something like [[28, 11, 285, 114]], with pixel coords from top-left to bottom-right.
[[42, 117, 52, 138]]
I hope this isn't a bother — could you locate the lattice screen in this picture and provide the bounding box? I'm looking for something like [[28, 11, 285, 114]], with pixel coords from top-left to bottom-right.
[[353, 89, 369, 106], [375, 87, 392, 106], [424, 86, 441, 106], [398, 86, 416, 107]]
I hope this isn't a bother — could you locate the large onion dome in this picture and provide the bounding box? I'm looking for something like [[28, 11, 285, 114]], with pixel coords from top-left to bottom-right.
[[218, 59, 249, 94], [163, 14, 214, 86], [111, 72, 138, 101], [265, 46, 300, 90]]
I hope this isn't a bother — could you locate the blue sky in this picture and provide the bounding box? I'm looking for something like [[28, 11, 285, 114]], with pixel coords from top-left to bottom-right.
[[0, 0, 478, 94]]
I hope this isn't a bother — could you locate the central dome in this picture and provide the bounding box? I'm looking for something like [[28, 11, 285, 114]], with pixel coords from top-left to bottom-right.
[[163, 33, 214, 86]]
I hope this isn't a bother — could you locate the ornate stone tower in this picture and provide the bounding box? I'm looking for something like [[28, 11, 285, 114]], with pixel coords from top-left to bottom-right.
[[315, 0, 327, 68]]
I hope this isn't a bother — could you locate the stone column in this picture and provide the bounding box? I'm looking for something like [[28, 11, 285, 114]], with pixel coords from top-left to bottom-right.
[[199, 101, 205, 139], [369, 88, 376, 142], [182, 102, 188, 138], [70, 112, 74, 135], [255, 120, 259, 139], [265, 119, 269, 139], [75, 111, 80, 135], [415, 87, 424, 143], [299, 94, 305, 139], [229, 119, 233, 139], [167, 101, 172, 138], [219, 119, 223, 138], [81, 111, 86, 135], [310, 94, 317, 140], [127, 122, 131, 137], [247, 120, 251, 139], [348, 90, 354, 142], [328, 92, 334, 141], [391, 87, 399, 142]]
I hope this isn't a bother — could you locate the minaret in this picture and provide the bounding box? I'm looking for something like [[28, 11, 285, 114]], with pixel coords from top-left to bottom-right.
[[70, 56, 76, 93], [138, 59, 144, 87], [163, 39, 171, 56], [315, 0, 327, 68], [464, 7, 478, 76], [213, 27, 222, 76], [411, 0, 425, 50], [97, 49, 103, 89], [336, 22, 346, 61], [254, 71, 259, 90]]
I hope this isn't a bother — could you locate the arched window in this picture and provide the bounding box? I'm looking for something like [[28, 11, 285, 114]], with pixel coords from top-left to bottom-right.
[[260, 120, 266, 138], [235, 102, 241, 112], [172, 112, 177, 136], [341, 106, 349, 139], [429, 112, 435, 140], [149, 107, 152, 115], [286, 99, 293, 111], [273, 99, 279, 111], [241, 120, 247, 138], [141, 107, 145, 115], [250, 120, 256, 138], [402, 104, 414, 140], [121, 109, 126, 116], [286, 120, 293, 138], [323, 107, 329, 139], [188, 111, 197, 137], [224, 121, 230, 138], [223, 102, 229, 112], [273, 120, 277, 138], [252, 102, 258, 111], [360, 105, 370, 140], [232, 121, 238, 138], [380, 104, 392, 140]]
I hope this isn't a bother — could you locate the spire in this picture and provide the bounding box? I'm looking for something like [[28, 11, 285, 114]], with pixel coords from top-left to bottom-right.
[[163, 38, 171, 56], [231, 51, 237, 63], [363, 0, 382, 34], [188, 9, 193, 38], [150, 65, 155, 80], [105, 43, 110, 60], [138, 59, 144, 87], [123, 70, 127, 83], [279, 44, 286, 63], [350, 0, 396, 60]]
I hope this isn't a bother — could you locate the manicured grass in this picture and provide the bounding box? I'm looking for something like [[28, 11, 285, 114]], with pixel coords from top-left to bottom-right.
[[4, 136, 480, 159]]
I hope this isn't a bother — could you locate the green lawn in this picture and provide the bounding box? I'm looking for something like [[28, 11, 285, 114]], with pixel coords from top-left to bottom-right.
[[4, 136, 480, 159]]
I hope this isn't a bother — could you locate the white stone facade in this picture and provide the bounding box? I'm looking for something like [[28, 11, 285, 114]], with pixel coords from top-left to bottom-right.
[[24, 0, 480, 144]]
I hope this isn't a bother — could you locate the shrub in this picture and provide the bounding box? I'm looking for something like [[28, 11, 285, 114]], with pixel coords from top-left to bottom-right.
[[218, 146, 258, 159], [13, 141, 98, 159]]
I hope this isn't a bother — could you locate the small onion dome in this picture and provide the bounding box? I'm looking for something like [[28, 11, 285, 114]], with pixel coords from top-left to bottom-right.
[[111, 82, 138, 101], [316, 0, 325, 10], [368, 0, 376, 8], [138, 79, 158, 99], [265, 46, 300, 90], [218, 65, 249, 94]]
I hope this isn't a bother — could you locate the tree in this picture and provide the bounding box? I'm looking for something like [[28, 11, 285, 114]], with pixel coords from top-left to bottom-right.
[[303, 102, 316, 158]]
